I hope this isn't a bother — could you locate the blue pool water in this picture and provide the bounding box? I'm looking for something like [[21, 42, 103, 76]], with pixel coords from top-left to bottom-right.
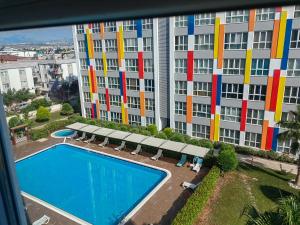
[[16, 144, 167, 225], [53, 129, 75, 137]]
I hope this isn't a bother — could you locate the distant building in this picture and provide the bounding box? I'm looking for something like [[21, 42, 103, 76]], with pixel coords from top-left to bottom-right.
[[0, 47, 37, 57]]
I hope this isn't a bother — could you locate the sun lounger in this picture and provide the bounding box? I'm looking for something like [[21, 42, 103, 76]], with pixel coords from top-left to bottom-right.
[[151, 149, 163, 161], [182, 181, 200, 190], [176, 154, 187, 167], [190, 157, 203, 173], [67, 130, 78, 139], [76, 132, 86, 141], [114, 141, 126, 151], [32, 215, 50, 225], [98, 137, 109, 147], [84, 134, 96, 143], [131, 144, 142, 155]]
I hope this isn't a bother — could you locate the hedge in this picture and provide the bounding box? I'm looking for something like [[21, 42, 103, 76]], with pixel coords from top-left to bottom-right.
[[172, 166, 221, 225]]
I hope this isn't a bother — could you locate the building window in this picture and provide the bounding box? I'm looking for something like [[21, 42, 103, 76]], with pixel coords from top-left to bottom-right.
[[222, 83, 243, 99], [105, 39, 117, 52], [84, 92, 91, 102], [194, 59, 213, 74], [128, 97, 140, 109], [175, 101, 186, 115], [223, 59, 245, 75], [145, 79, 154, 92], [281, 112, 295, 122], [294, 6, 300, 18], [123, 20, 136, 31], [247, 109, 264, 125], [226, 10, 249, 23], [98, 94, 106, 104], [95, 58, 103, 70], [143, 37, 153, 51], [82, 76, 89, 87], [175, 121, 186, 134], [110, 95, 121, 106], [85, 108, 92, 118], [80, 59, 88, 70], [142, 19, 153, 30], [19, 69, 28, 89], [245, 132, 262, 148], [124, 38, 138, 52], [144, 59, 153, 72], [175, 35, 188, 51], [175, 81, 187, 95], [111, 112, 122, 123], [220, 128, 240, 144], [146, 117, 155, 125], [96, 76, 105, 88], [175, 59, 187, 73], [256, 8, 275, 21], [193, 104, 211, 118], [100, 110, 108, 120], [251, 59, 270, 76], [126, 78, 139, 90], [175, 16, 188, 27], [108, 77, 119, 89], [290, 30, 300, 48], [193, 82, 212, 96], [277, 139, 292, 154], [125, 59, 138, 72], [224, 32, 248, 49], [192, 124, 210, 139], [195, 13, 215, 25], [284, 86, 300, 104], [287, 59, 300, 76], [93, 40, 102, 52], [107, 59, 118, 71], [249, 85, 267, 101], [76, 25, 84, 34], [128, 114, 141, 126], [221, 106, 241, 122], [253, 31, 272, 49], [78, 41, 85, 52], [145, 98, 155, 111], [104, 22, 116, 32], [92, 23, 100, 33], [194, 34, 214, 50]]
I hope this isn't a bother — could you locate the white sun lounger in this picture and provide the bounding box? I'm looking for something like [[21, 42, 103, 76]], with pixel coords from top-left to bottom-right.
[[76, 132, 86, 141], [84, 134, 96, 143], [98, 137, 109, 147], [67, 130, 78, 139], [114, 141, 126, 151], [182, 181, 200, 190], [151, 149, 163, 161], [32, 215, 50, 225], [131, 144, 142, 155]]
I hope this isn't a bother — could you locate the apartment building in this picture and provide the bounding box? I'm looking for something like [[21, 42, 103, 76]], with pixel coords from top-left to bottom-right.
[[74, 5, 300, 156]]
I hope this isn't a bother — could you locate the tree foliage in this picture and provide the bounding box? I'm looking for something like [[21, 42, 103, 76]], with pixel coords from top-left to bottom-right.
[[8, 116, 24, 128], [3, 89, 35, 106], [60, 103, 74, 116], [36, 106, 50, 122], [217, 145, 238, 172]]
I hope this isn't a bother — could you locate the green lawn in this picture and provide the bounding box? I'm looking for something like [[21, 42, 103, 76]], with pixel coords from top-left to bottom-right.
[[204, 163, 298, 225], [30, 111, 66, 128]]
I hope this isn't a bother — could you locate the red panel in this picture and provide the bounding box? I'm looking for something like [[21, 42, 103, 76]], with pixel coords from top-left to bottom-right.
[[122, 72, 127, 103], [240, 100, 248, 131], [275, 7, 282, 12], [88, 23, 92, 29], [187, 51, 194, 81], [90, 66, 96, 93], [211, 75, 217, 115], [266, 127, 274, 151], [105, 88, 110, 111], [269, 69, 280, 111], [91, 103, 95, 118], [138, 52, 144, 79]]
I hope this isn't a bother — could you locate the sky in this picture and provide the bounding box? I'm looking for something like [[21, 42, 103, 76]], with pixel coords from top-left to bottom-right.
[[0, 26, 73, 45]]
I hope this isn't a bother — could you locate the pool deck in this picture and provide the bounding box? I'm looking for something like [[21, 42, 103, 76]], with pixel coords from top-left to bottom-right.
[[13, 137, 208, 225]]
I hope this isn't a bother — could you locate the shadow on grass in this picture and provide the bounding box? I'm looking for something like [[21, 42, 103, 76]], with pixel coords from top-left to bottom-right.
[[260, 185, 293, 203]]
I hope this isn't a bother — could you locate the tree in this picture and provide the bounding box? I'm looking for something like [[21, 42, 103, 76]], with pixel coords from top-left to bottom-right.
[[278, 105, 300, 187], [217, 146, 238, 172], [147, 124, 158, 136], [8, 116, 24, 128], [36, 106, 50, 122], [60, 103, 74, 116]]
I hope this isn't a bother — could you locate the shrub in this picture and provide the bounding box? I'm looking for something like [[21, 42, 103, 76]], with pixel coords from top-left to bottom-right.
[[199, 139, 214, 149], [130, 127, 140, 133], [172, 166, 220, 225], [106, 122, 117, 129], [170, 133, 185, 143], [22, 98, 51, 113], [8, 116, 24, 128], [218, 147, 238, 172], [119, 124, 130, 131], [147, 124, 158, 136], [187, 138, 200, 146], [35, 106, 50, 122], [60, 103, 74, 116], [155, 132, 168, 139], [163, 127, 173, 138], [140, 130, 152, 136], [203, 150, 217, 168]]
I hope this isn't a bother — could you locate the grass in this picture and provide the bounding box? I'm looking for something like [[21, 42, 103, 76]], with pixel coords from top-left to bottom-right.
[[30, 111, 66, 128], [204, 163, 298, 225]]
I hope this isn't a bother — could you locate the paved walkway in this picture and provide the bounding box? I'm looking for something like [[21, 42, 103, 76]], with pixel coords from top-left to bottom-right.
[[238, 154, 298, 175]]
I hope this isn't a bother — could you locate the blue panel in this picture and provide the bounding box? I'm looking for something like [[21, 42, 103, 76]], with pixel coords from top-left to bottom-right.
[[272, 127, 279, 151], [216, 75, 222, 105], [84, 34, 90, 66], [188, 15, 194, 35], [136, 19, 143, 38], [281, 19, 293, 70], [119, 71, 123, 96], [93, 104, 97, 119]]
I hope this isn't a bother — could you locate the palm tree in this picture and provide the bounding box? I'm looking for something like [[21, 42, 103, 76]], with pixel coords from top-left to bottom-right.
[[278, 105, 300, 187]]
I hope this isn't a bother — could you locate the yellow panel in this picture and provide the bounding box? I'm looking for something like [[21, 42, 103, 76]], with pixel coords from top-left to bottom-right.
[[87, 69, 93, 102], [119, 26, 124, 60], [276, 11, 287, 58], [275, 76, 286, 122], [213, 18, 220, 59], [102, 52, 107, 76], [214, 114, 220, 141], [244, 50, 252, 84], [121, 103, 126, 124]]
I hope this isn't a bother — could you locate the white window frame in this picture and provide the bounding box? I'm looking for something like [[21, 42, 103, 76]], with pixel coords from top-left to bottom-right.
[[76, 25, 84, 34], [84, 92, 91, 102], [290, 29, 300, 49], [175, 121, 186, 134], [284, 86, 300, 104], [146, 117, 155, 125], [251, 59, 270, 76], [144, 59, 153, 72], [194, 34, 214, 50], [175, 59, 187, 73], [98, 94, 106, 104], [253, 31, 272, 49], [143, 37, 153, 51], [107, 59, 118, 71], [124, 38, 138, 52], [249, 85, 267, 101], [192, 124, 210, 139], [92, 23, 100, 33], [105, 39, 117, 52], [85, 107, 92, 118], [100, 110, 108, 120], [247, 109, 264, 125], [195, 13, 215, 25], [193, 104, 211, 118], [82, 76, 89, 87], [175, 81, 187, 95], [256, 8, 276, 21], [294, 6, 300, 18], [245, 132, 262, 148], [126, 78, 139, 90], [110, 95, 121, 106], [128, 114, 141, 126], [80, 58, 88, 70], [108, 77, 119, 89], [175, 35, 188, 51], [194, 59, 213, 74], [78, 40, 85, 52], [145, 79, 154, 92], [104, 22, 116, 32], [221, 106, 241, 122], [96, 76, 105, 88], [175, 101, 186, 115], [287, 59, 300, 77], [220, 128, 240, 144], [222, 83, 243, 99], [175, 16, 188, 27], [224, 32, 248, 50], [145, 98, 155, 111], [125, 59, 138, 72], [111, 112, 122, 123], [193, 82, 212, 96], [95, 58, 103, 70], [123, 20, 136, 31], [223, 59, 245, 75], [226, 10, 249, 23], [142, 19, 153, 30], [93, 40, 102, 52]]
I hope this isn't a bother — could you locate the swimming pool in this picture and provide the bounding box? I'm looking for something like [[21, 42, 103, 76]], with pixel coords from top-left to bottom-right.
[[16, 144, 170, 225], [51, 129, 75, 138]]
